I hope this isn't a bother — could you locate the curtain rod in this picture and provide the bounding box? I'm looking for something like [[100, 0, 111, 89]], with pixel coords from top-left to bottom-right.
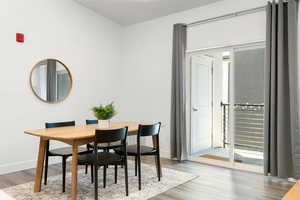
[[187, 6, 266, 27]]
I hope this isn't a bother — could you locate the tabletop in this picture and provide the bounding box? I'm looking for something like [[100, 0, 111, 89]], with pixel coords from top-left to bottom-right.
[[24, 121, 140, 141]]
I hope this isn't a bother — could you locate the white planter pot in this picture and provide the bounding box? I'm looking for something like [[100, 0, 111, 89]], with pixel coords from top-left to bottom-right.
[[98, 120, 110, 128]]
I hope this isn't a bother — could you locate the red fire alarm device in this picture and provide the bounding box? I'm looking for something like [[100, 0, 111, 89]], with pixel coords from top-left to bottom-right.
[[16, 33, 24, 43]]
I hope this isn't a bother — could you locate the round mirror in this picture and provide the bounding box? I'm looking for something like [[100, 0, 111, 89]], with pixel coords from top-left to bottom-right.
[[30, 59, 73, 103]]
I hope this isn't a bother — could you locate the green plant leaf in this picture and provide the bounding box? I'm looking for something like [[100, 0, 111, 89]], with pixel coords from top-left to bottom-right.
[[91, 102, 117, 120]]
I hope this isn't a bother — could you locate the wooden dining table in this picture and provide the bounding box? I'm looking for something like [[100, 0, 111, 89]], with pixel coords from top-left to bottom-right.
[[24, 121, 162, 200]]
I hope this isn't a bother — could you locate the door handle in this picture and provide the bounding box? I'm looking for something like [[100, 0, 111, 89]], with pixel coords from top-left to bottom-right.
[[192, 107, 199, 111]]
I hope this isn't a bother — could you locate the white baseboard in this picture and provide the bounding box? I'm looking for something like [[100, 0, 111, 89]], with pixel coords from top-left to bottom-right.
[[0, 157, 62, 175]]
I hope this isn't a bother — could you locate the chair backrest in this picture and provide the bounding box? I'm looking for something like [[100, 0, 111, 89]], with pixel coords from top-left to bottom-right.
[[137, 122, 161, 151], [138, 122, 161, 137], [45, 121, 75, 128], [45, 121, 75, 152], [94, 127, 128, 162], [95, 127, 128, 146], [86, 120, 98, 125]]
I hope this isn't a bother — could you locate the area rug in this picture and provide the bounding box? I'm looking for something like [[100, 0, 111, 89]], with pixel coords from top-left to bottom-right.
[[1, 162, 197, 200]]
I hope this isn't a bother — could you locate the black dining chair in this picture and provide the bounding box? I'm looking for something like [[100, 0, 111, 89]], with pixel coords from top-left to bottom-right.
[[44, 121, 91, 192], [77, 127, 129, 200], [85, 119, 120, 182], [115, 122, 162, 190]]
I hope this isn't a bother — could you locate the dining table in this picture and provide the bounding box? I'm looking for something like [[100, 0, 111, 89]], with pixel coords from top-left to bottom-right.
[[24, 121, 162, 200]]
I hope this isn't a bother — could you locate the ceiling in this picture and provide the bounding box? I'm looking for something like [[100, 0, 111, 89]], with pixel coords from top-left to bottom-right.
[[75, 0, 223, 26]]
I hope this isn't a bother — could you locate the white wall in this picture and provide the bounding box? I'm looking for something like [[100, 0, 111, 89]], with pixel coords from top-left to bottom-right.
[[0, 0, 122, 174], [187, 11, 266, 51], [119, 0, 267, 158]]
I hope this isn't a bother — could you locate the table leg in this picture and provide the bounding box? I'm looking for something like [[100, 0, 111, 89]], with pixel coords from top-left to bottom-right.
[[34, 137, 46, 192], [152, 136, 162, 177], [71, 142, 78, 200]]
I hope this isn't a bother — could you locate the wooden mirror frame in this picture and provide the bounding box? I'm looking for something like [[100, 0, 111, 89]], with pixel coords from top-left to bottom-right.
[[29, 58, 73, 104]]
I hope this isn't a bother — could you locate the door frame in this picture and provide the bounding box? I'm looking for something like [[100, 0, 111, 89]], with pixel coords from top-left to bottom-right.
[[186, 41, 266, 173]]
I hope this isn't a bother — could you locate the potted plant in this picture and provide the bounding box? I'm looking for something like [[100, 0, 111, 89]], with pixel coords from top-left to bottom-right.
[[91, 102, 117, 128]]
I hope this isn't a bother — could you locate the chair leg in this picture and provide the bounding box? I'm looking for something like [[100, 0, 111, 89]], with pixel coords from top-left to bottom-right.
[[156, 154, 161, 181], [103, 165, 107, 188], [62, 157, 66, 193], [94, 165, 98, 200], [124, 161, 129, 196], [114, 165, 118, 184], [138, 155, 141, 191], [105, 149, 109, 169], [134, 156, 137, 176], [91, 165, 94, 183], [44, 153, 49, 185], [86, 146, 90, 174], [85, 165, 88, 174]]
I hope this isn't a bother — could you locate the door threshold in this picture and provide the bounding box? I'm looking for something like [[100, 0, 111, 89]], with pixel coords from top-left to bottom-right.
[[188, 156, 263, 174]]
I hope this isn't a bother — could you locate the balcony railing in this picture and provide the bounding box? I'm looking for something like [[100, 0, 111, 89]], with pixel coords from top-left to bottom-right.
[[221, 102, 264, 152]]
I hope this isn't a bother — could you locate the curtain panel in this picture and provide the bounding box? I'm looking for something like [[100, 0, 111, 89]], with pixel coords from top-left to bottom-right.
[[47, 60, 57, 102], [170, 23, 188, 161], [264, 0, 300, 178]]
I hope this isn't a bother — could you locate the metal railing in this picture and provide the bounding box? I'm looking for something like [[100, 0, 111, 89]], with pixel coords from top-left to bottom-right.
[[221, 102, 264, 152]]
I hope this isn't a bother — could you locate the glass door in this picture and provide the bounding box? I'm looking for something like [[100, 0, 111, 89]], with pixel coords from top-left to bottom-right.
[[231, 45, 265, 170]]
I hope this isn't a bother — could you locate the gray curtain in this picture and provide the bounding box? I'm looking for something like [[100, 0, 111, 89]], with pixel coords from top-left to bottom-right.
[[57, 72, 70, 99], [170, 23, 188, 161], [46, 60, 57, 102], [264, 0, 300, 178]]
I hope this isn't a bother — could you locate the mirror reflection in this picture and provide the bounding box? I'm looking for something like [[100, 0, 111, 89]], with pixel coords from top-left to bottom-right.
[[30, 59, 72, 103]]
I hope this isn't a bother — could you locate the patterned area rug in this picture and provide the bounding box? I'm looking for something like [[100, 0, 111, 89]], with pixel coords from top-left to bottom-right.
[[1, 162, 196, 200]]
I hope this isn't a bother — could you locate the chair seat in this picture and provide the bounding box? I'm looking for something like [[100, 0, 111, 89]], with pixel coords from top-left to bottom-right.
[[77, 152, 123, 165], [49, 147, 89, 157], [115, 145, 157, 156]]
